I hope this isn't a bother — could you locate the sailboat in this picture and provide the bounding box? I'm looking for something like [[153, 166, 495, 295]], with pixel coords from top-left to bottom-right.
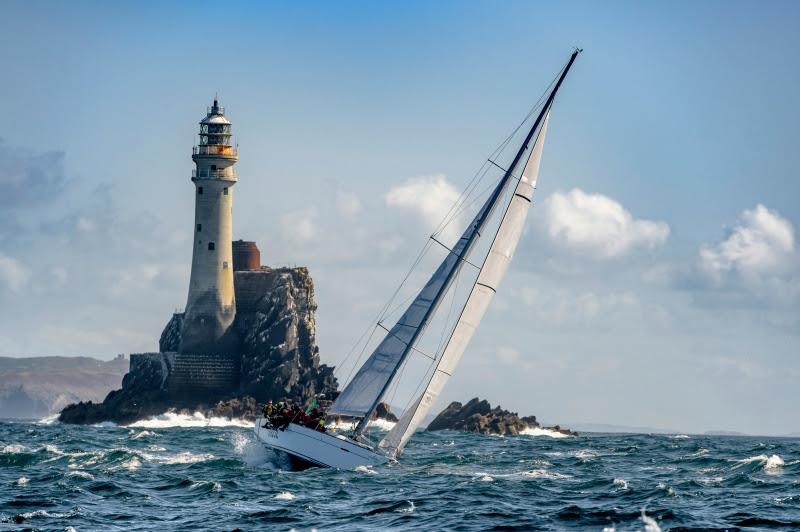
[[254, 49, 581, 468]]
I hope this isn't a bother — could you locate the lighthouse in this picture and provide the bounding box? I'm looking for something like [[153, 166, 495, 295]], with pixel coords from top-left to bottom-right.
[[180, 99, 239, 354]]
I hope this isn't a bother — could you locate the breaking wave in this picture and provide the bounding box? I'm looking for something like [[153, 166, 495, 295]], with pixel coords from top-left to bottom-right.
[[520, 426, 571, 438], [126, 412, 252, 428]]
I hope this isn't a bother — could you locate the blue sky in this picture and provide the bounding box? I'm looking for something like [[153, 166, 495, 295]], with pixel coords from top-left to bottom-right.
[[1, 1, 798, 434]]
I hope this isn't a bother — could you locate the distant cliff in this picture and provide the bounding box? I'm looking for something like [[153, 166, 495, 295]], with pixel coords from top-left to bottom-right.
[[0, 355, 128, 419], [60, 267, 337, 425]]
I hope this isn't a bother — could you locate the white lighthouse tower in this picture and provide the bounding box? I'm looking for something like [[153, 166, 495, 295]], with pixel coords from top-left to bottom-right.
[[180, 99, 238, 354]]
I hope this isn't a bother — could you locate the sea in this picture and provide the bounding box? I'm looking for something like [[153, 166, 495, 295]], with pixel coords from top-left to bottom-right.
[[0, 414, 798, 531]]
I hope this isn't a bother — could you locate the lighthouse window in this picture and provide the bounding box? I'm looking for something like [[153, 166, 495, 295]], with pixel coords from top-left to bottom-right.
[[208, 242, 215, 251], [198, 186, 203, 195], [196, 224, 202, 232], [223, 187, 228, 195], [223, 261, 229, 269]]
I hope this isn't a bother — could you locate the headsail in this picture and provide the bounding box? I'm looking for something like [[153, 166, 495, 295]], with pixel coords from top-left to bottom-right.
[[379, 111, 550, 458], [328, 176, 509, 418]]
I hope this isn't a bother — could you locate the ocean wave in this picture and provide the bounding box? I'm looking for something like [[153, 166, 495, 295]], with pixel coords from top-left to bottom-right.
[[274, 491, 296, 501], [368, 418, 397, 431], [522, 469, 572, 480], [732, 454, 784, 472], [15, 476, 29, 486], [671, 434, 690, 439], [2, 443, 28, 453], [132, 430, 158, 439], [66, 470, 94, 480], [354, 465, 377, 475], [35, 414, 59, 425], [520, 427, 570, 438], [127, 412, 252, 428], [613, 478, 628, 490]]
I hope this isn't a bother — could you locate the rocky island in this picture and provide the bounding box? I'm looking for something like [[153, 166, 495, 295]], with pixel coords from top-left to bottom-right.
[[427, 397, 577, 437], [59, 266, 337, 425]]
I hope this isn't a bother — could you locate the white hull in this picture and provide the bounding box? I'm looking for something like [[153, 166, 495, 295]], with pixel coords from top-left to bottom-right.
[[254, 418, 388, 469]]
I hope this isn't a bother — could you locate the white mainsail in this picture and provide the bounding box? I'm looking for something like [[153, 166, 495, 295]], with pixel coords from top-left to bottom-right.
[[379, 111, 551, 458]]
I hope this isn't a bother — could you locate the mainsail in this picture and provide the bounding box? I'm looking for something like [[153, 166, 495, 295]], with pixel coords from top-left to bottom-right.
[[379, 112, 550, 457]]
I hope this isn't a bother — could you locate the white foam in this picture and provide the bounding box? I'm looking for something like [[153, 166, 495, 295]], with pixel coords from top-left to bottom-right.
[[2, 444, 27, 453], [522, 469, 571, 480], [520, 426, 571, 438], [354, 465, 377, 475], [15, 476, 29, 486], [189, 480, 222, 492], [127, 412, 252, 428], [35, 414, 59, 425], [613, 478, 628, 490], [368, 418, 397, 431], [143, 451, 214, 465], [132, 430, 158, 439], [231, 432, 274, 467], [20, 510, 76, 519], [274, 491, 296, 501], [733, 454, 785, 472], [67, 470, 94, 480], [476, 473, 494, 482], [120, 457, 141, 471], [398, 501, 415, 513], [766, 454, 784, 470], [671, 434, 690, 439], [641, 510, 662, 532]]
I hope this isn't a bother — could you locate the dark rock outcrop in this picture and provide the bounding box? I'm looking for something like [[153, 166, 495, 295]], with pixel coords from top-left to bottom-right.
[[427, 397, 576, 437], [374, 402, 398, 422], [60, 267, 338, 425]]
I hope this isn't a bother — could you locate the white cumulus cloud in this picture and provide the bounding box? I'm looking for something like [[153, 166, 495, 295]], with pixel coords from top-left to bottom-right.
[[0, 254, 29, 291], [543, 188, 670, 258], [385, 174, 461, 233], [699, 204, 795, 282]]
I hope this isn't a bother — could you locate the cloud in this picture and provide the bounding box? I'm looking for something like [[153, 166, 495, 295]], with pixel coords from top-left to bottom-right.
[[0, 254, 29, 291], [542, 189, 670, 258], [335, 191, 362, 219], [385, 174, 461, 233], [280, 208, 319, 243], [699, 204, 795, 282], [0, 140, 67, 207]]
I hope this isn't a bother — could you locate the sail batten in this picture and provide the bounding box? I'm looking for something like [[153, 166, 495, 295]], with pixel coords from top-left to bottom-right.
[[379, 111, 551, 458]]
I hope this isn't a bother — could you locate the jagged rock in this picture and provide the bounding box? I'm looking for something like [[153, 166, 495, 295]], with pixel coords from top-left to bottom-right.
[[159, 313, 183, 352], [205, 396, 260, 420], [374, 402, 398, 422], [235, 268, 337, 403], [427, 397, 577, 437]]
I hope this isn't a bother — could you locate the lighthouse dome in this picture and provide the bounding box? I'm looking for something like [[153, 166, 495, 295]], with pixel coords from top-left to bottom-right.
[[201, 114, 231, 125]]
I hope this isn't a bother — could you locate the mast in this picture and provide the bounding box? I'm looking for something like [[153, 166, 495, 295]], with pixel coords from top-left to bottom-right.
[[352, 49, 582, 439]]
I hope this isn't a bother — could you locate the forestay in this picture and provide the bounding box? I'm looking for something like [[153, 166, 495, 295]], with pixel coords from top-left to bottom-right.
[[379, 112, 551, 458]]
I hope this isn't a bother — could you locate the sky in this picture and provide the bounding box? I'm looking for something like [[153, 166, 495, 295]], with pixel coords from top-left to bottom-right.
[[0, 1, 798, 435]]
